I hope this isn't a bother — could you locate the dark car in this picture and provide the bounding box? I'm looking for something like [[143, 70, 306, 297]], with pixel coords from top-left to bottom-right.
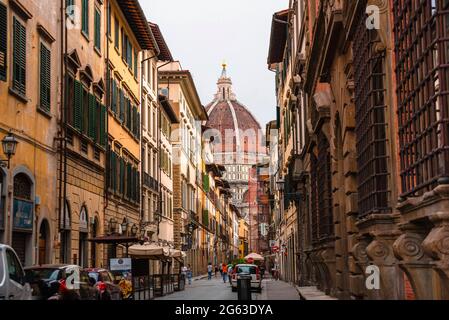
[[85, 268, 122, 300], [24, 265, 100, 300]]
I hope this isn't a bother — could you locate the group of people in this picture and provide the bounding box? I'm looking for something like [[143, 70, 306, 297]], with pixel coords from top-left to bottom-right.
[[207, 262, 234, 283]]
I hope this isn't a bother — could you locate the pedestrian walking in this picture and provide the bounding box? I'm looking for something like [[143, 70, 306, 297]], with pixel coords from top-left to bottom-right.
[[207, 263, 213, 280], [186, 264, 193, 285], [219, 264, 223, 277], [214, 265, 219, 278], [222, 263, 228, 283], [227, 263, 233, 284]]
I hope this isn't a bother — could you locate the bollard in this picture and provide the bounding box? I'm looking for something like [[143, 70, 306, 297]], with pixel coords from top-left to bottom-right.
[[237, 274, 252, 301]]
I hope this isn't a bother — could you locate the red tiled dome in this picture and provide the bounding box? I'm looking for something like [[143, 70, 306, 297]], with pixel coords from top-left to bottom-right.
[[204, 65, 264, 156]]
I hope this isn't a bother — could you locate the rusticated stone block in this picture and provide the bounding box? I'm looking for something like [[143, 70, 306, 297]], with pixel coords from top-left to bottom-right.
[[346, 215, 358, 234], [343, 104, 356, 131], [343, 154, 357, 176], [344, 177, 357, 195], [343, 131, 356, 157], [345, 192, 358, 214]]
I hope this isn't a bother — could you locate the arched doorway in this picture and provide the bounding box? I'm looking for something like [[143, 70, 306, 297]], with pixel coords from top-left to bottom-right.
[[38, 219, 50, 264], [12, 173, 34, 265], [60, 200, 71, 263], [78, 206, 88, 267]]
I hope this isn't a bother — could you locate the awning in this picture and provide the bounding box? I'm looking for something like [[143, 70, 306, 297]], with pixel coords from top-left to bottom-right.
[[87, 234, 138, 244], [128, 243, 169, 259], [244, 253, 265, 261], [169, 249, 182, 258]]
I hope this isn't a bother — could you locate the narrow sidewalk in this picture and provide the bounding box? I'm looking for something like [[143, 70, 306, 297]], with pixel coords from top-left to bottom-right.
[[256, 277, 301, 300]]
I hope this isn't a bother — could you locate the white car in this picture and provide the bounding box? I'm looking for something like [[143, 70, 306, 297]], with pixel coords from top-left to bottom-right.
[[0, 244, 32, 300], [230, 264, 262, 293]]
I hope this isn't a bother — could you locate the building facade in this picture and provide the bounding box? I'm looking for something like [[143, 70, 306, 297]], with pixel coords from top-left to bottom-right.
[[158, 62, 208, 273], [268, 0, 449, 300], [0, 0, 60, 266]]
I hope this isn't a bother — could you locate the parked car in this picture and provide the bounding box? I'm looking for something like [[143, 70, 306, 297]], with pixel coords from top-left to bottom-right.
[[24, 264, 100, 300], [230, 264, 262, 292], [0, 244, 32, 300], [85, 268, 122, 300]]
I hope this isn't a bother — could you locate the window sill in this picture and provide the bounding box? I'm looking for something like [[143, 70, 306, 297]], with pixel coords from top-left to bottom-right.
[[9, 87, 28, 103], [114, 46, 120, 55], [81, 31, 90, 42], [94, 47, 102, 57], [37, 106, 52, 119]]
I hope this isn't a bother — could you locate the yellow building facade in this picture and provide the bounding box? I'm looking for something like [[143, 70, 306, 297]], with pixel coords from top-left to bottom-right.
[[0, 0, 60, 266]]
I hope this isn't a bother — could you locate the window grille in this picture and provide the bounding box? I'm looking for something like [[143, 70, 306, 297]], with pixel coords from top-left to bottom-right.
[[394, 0, 449, 196]]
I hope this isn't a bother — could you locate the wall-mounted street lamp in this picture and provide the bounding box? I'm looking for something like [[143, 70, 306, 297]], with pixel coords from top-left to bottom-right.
[[121, 218, 129, 235], [1, 132, 18, 169]]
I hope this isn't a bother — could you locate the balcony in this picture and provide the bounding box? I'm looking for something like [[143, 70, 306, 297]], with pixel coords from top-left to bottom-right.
[[143, 172, 159, 193]]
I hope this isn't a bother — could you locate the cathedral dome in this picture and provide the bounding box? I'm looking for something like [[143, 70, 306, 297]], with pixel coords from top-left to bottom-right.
[[205, 64, 264, 157]]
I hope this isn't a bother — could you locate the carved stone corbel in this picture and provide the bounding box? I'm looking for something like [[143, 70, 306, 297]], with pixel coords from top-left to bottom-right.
[[366, 239, 402, 299], [393, 229, 436, 299], [423, 212, 449, 284]]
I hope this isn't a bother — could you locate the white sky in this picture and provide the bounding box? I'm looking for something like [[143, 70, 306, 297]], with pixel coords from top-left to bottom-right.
[[142, 0, 289, 128]]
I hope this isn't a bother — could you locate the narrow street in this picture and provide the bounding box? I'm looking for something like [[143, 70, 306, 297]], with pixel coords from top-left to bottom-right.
[[155, 276, 300, 301]]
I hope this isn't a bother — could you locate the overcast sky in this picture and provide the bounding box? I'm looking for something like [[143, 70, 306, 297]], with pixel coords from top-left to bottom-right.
[[142, 0, 288, 128]]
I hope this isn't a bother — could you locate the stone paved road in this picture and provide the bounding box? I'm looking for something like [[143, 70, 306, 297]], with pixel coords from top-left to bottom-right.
[[155, 276, 300, 300]]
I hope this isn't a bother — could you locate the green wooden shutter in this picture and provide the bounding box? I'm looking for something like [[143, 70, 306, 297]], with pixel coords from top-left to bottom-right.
[[136, 111, 140, 139], [88, 94, 96, 139], [134, 50, 137, 76], [39, 43, 51, 112], [119, 157, 125, 195], [132, 107, 137, 136], [119, 89, 124, 121], [82, 0, 89, 35], [0, 3, 7, 81], [73, 80, 83, 130], [94, 8, 100, 50], [111, 81, 116, 113], [100, 103, 106, 146], [13, 17, 26, 96], [127, 100, 131, 130]]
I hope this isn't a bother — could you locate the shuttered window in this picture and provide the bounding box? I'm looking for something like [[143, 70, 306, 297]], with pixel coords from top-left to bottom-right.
[[111, 80, 117, 113], [39, 43, 51, 112], [119, 89, 124, 121], [12, 17, 26, 96], [99, 103, 106, 147], [0, 3, 7, 81], [134, 50, 137, 77], [119, 158, 125, 195], [114, 17, 119, 49], [88, 94, 96, 140], [82, 0, 89, 36], [73, 80, 83, 131], [136, 111, 140, 140], [132, 107, 137, 136], [94, 8, 100, 51]]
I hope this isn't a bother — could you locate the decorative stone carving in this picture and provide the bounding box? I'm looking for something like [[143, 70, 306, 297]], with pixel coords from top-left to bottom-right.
[[423, 212, 449, 280], [393, 233, 426, 263], [366, 240, 395, 265], [352, 241, 369, 264]]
